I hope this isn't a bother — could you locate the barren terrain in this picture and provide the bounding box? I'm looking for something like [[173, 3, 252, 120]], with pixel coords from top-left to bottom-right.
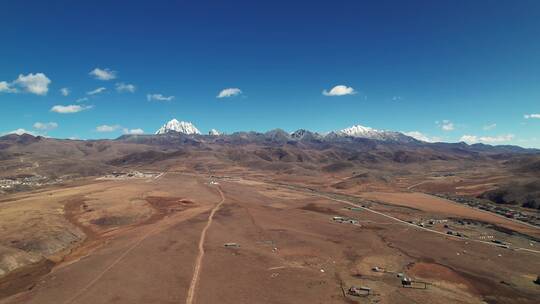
[[1, 171, 539, 304], [0, 133, 539, 303]]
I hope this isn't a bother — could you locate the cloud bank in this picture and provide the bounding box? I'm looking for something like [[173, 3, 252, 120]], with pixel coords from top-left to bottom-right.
[[96, 125, 121, 132], [460, 134, 515, 144], [524, 113, 540, 119], [33, 122, 58, 130], [123, 128, 144, 135], [51, 105, 92, 114]]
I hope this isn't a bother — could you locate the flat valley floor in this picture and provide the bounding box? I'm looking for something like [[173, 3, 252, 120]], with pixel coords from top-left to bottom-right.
[[1, 172, 539, 304]]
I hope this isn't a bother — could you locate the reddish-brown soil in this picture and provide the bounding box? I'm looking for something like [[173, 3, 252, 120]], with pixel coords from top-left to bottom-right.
[[0, 173, 539, 304], [360, 191, 540, 238]]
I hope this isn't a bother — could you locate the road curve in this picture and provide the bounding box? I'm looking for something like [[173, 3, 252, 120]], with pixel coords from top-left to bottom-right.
[[313, 192, 540, 255], [185, 185, 225, 304]]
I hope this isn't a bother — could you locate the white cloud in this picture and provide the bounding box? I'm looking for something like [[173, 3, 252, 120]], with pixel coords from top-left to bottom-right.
[[403, 131, 440, 143], [96, 125, 121, 132], [76, 97, 89, 103], [116, 82, 136, 93], [33, 122, 58, 130], [442, 121, 454, 131], [437, 120, 455, 131], [0, 73, 51, 95], [60, 88, 70, 96], [4, 128, 37, 136], [483, 123, 497, 130], [392, 96, 402, 101], [217, 88, 242, 98], [89, 68, 117, 81], [524, 113, 540, 119], [460, 134, 515, 144], [147, 93, 174, 101], [87, 87, 106, 95], [322, 85, 356, 96], [0, 81, 17, 93], [12, 73, 51, 95], [123, 128, 144, 135], [51, 104, 92, 114]]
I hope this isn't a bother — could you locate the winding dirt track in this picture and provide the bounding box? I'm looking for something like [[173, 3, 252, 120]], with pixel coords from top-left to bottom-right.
[[185, 186, 225, 304]]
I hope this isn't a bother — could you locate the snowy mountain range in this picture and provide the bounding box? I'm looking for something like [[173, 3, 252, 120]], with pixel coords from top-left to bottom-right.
[[155, 119, 201, 135], [155, 119, 417, 142], [334, 125, 415, 142]]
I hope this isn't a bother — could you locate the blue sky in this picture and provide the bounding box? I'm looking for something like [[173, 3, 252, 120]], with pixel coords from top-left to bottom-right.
[[1, 0, 539, 147]]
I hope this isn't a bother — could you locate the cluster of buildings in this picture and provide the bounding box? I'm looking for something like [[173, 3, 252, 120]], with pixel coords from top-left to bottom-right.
[[408, 218, 448, 228], [0, 175, 61, 192], [98, 171, 158, 180], [332, 216, 359, 225], [434, 193, 540, 227]]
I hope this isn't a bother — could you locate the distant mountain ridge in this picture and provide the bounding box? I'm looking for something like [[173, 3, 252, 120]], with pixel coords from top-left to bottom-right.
[[3, 119, 538, 154], [155, 119, 418, 143]]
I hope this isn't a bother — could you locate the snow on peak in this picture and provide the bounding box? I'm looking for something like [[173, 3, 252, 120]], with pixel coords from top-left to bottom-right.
[[336, 124, 406, 141], [208, 129, 222, 136], [339, 124, 377, 137], [155, 119, 201, 135]]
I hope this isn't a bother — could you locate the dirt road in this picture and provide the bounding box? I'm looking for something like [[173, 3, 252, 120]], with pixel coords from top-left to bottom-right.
[[0, 174, 219, 304], [2, 175, 539, 304], [185, 186, 225, 304]]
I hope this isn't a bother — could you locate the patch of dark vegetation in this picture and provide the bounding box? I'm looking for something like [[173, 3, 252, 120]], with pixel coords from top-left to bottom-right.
[[158, 239, 178, 252], [342, 246, 360, 262], [215, 205, 234, 218], [300, 203, 343, 216], [331, 172, 388, 189], [142, 196, 196, 224], [480, 180, 540, 210], [489, 225, 540, 243], [185, 213, 210, 225], [91, 216, 133, 227], [108, 149, 188, 166], [306, 280, 327, 289], [11, 240, 49, 253], [392, 150, 421, 163], [360, 225, 386, 231], [448, 217, 540, 242], [145, 196, 194, 214], [322, 162, 353, 172], [0, 259, 54, 299], [407, 260, 538, 303]]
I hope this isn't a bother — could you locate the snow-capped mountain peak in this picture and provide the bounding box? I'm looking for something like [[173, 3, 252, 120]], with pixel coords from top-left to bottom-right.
[[155, 119, 201, 135], [336, 124, 413, 142], [208, 129, 222, 136], [338, 125, 378, 137]]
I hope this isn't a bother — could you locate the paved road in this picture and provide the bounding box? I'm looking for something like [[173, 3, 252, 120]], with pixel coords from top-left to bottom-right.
[[263, 180, 540, 255], [316, 192, 540, 255]]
